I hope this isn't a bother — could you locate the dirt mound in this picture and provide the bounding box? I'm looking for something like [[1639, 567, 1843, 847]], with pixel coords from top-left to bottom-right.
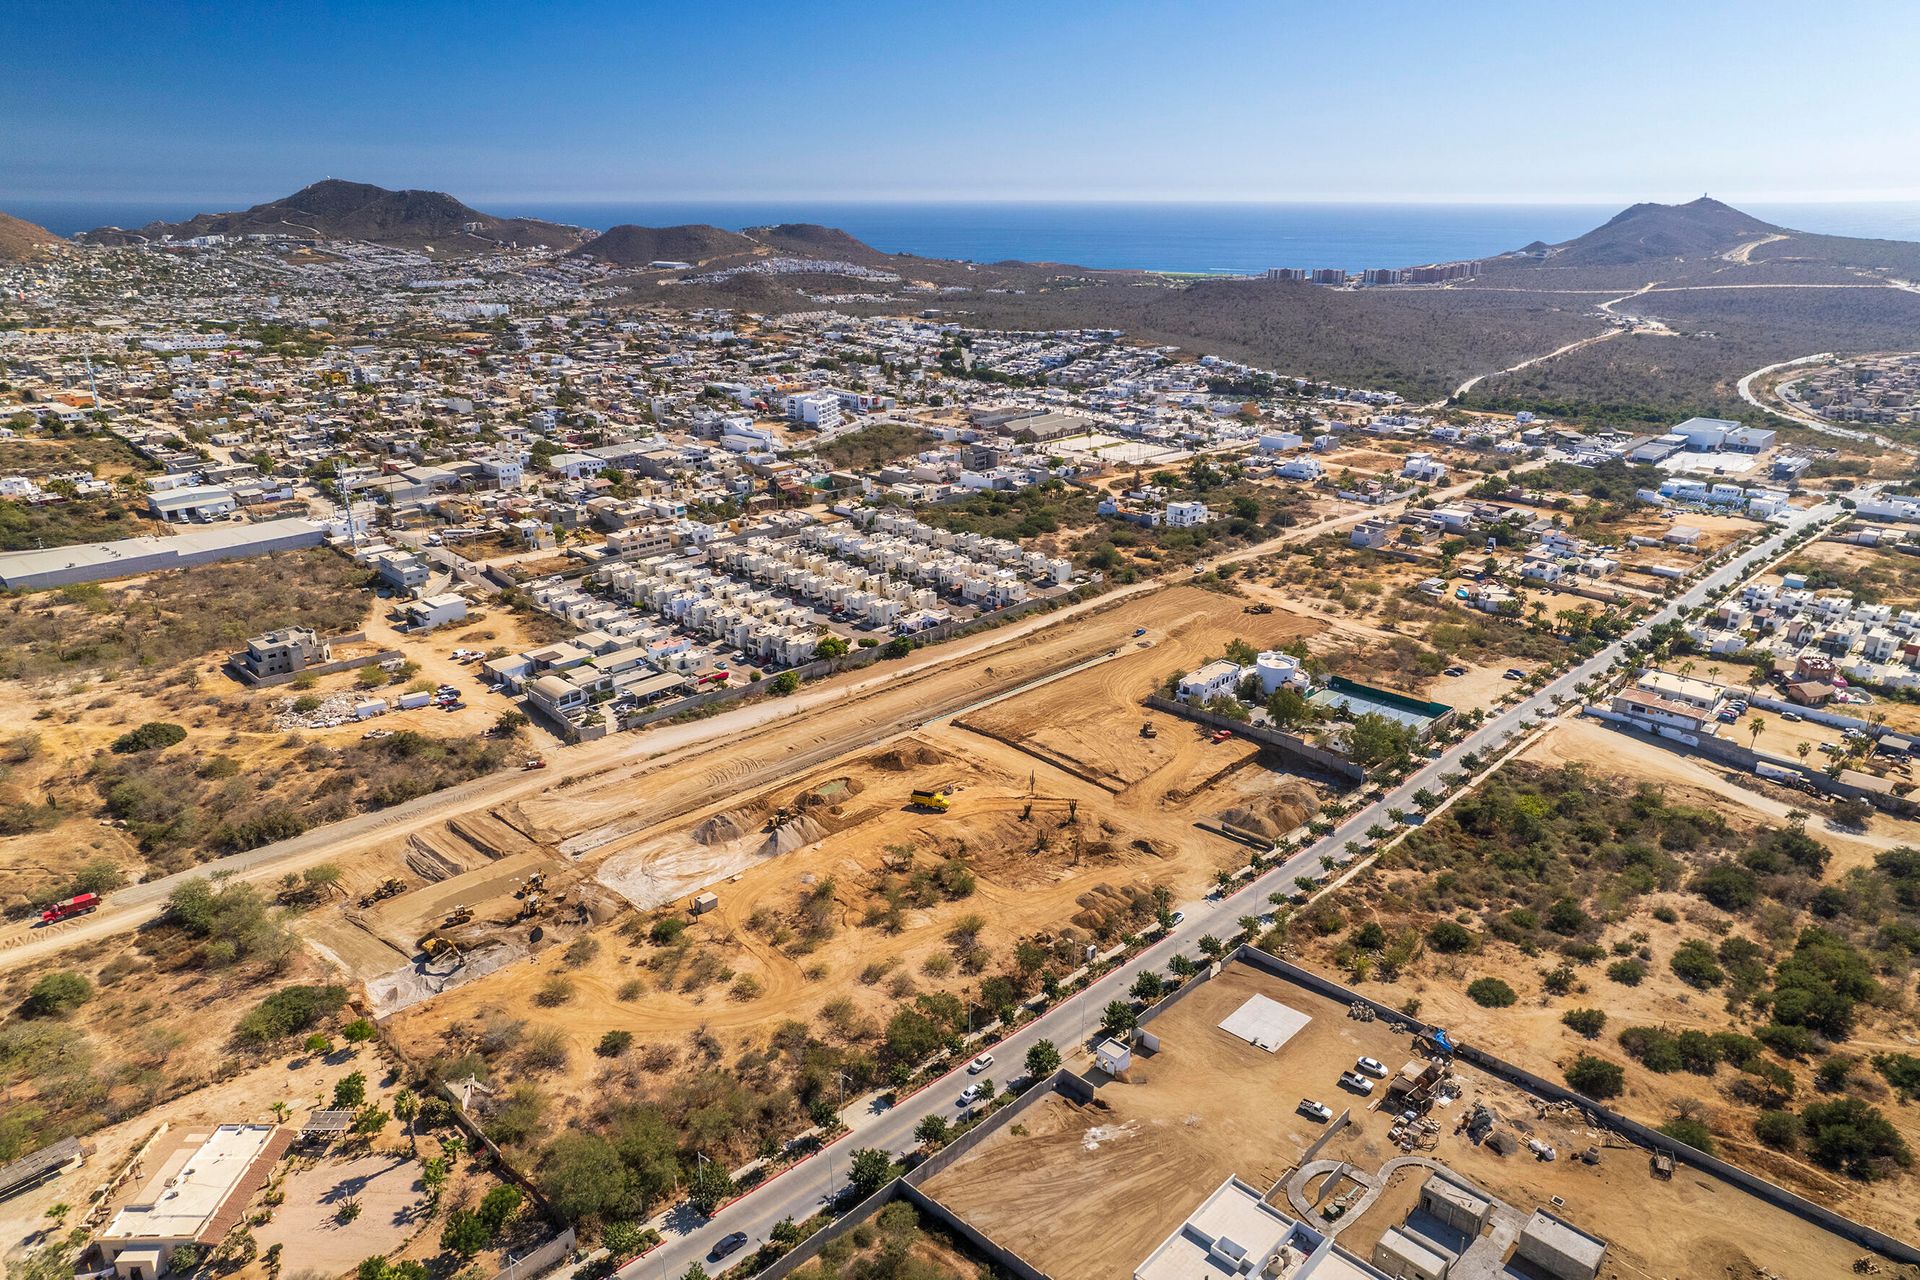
[[871, 744, 943, 772], [1217, 781, 1321, 840], [692, 809, 755, 846], [405, 841, 469, 882], [794, 776, 863, 810], [1070, 883, 1158, 936], [759, 814, 830, 858]]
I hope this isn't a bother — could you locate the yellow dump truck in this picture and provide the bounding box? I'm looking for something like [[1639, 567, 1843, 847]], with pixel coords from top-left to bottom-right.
[[909, 789, 951, 813]]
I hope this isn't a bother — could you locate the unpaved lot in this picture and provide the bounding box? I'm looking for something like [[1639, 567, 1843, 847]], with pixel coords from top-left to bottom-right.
[[923, 961, 1892, 1280]]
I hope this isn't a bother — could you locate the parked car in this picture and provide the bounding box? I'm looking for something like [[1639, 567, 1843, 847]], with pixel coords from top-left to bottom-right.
[[958, 1083, 984, 1105], [1298, 1099, 1334, 1122], [1169, 910, 1185, 926], [1783, 711, 1804, 722], [710, 1232, 749, 1260], [1355, 1056, 1389, 1079], [968, 1053, 994, 1074], [1338, 1070, 1376, 1095], [1444, 666, 1467, 677], [1503, 668, 1526, 680]]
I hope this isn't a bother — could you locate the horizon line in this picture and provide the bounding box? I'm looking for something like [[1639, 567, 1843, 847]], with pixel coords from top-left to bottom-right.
[[10, 190, 1920, 210]]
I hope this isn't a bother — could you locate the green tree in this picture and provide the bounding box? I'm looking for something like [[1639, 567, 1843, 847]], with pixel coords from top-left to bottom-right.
[[440, 1209, 489, 1256], [847, 1147, 893, 1197], [1025, 1039, 1062, 1078], [392, 1089, 418, 1150], [1801, 1099, 1913, 1180], [540, 1133, 637, 1223], [1466, 978, 1516, 1008], [1101, 1000, 1138, 1038], [686, 1158, 735, 1215], [914, 1114, 950, 1149], [1565, 1055, 1625, 1099], [22, 971, 91, 1017], [332, 1071, 367, 1109], [475, 1185, 523, 1235], [1561, 1008, 1607, 1039]]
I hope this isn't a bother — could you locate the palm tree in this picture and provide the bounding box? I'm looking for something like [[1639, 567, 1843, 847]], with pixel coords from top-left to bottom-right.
[[1796, 741, 1812, 762], [1747, 715, 1767, 750]]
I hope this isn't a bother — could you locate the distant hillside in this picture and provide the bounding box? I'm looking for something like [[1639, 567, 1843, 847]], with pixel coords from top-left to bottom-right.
[[753, 223, 885, 261], [569, 223, 756, 267], [0, 210, 60, 261], [1526, 196, 1781, 267], [80, 179, 590, 253]]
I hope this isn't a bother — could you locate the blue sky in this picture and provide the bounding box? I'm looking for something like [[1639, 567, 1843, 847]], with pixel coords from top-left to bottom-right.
[[3, 0, 1916, 206]]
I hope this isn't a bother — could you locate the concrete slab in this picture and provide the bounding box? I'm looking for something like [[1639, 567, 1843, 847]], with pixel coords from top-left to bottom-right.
[[1217, 994, 1310, 1052]]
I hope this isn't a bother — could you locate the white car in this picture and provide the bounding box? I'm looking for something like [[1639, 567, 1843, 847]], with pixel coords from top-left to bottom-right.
[[958, 1083, 984, 1105], [1338, 1071, 1376, 1095], [1355, 1056, 1389, 1079], [968, 1053, 994, 1074]]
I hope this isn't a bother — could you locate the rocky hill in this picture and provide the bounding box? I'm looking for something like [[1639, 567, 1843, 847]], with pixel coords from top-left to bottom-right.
[[1514, 197, 1782, 268], [0, 210, 61, 261], [80, 180, 590, 253], [568, 223, 756, 267]]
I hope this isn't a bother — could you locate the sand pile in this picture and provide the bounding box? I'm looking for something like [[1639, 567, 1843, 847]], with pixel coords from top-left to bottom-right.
[[1218, 781, 1320, 840], [692, 810, 755, 846], [871, 743, 943, 772], [759, 814, 829, 857]]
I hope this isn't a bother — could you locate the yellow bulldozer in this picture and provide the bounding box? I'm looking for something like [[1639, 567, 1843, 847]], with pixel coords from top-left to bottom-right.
[[417, 930, 462, 963]]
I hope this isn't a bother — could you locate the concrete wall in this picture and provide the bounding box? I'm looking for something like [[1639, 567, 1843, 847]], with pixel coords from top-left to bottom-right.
[[491, 1229, 576, 1280], [1143, 694, 1367, 785], [758, 1074, 1085, 1280], [1582, 708, 1916, 815]]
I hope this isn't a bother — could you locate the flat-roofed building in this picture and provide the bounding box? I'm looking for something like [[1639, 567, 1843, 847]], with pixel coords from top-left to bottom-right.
[[1373, 1226, 1453, 1280], [96, 1124, 292, 1280], [1417, 1171, 1492, 1236], [1133, 1176, 1331, 1280], [1511, 1209, 1607, 1280], [237, 626, 330, 679], [148, 485, 236, 523], [1635, 668, 1723, 713], [0, 517, 325, 591]]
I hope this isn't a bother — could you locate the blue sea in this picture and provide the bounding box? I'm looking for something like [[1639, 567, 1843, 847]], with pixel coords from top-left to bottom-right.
[[11, 198, 1920, 276]]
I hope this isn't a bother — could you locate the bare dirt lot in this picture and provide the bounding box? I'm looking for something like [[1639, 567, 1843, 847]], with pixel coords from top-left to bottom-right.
[[367, 587, 1348, 1155], [922, 961, 1893, 1280]]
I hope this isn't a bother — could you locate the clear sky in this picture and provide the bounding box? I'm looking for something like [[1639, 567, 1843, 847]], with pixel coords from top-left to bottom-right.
[[3, 0, 1917, 206]]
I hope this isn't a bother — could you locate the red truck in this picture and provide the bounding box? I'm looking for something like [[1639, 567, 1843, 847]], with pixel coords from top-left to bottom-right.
[[40, 892, 101, 924]]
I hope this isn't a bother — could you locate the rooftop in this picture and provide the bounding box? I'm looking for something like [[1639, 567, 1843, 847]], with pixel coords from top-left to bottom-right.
[[102, 1125, 283, 1245]]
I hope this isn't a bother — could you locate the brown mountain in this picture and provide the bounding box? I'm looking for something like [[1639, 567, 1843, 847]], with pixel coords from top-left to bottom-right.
[[1513, 196, 1782, 268], [0, 210, 61, 261], [568, 223, 756, 267], [80, 180, 590, 253]]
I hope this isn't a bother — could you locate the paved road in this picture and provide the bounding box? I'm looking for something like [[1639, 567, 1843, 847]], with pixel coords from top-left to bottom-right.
[[2, 479, 1467, 973], [627, 495, 1848, 1277]]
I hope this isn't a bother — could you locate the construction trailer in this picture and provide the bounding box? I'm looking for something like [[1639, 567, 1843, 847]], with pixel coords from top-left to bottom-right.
[[690, 891, 720, 916]]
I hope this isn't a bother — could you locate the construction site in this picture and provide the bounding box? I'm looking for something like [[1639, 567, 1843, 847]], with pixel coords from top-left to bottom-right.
[[253, 590, 1346, 1122], [918, 957, 1902, 1280]]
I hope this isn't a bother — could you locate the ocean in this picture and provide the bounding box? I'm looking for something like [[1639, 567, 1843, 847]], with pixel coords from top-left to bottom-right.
[[11, 199, 1920, 276]]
